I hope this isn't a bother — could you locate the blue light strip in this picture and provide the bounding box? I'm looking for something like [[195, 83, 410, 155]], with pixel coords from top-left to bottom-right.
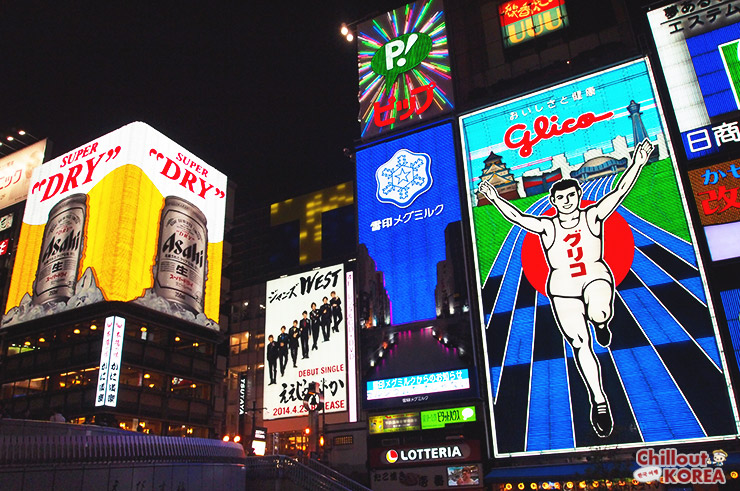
[[618, 206, 697, 267], [611, 333, 705, 441], [503, 306, 536, 366], [527, 357, 575, 451], [720, 289, 740, 372]]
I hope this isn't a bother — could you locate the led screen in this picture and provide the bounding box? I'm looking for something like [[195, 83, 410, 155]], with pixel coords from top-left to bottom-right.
[[3, 122, 227, 330], [356, 122, 476, 409], [357, 0, 453, 140], [499, 0, 569, 48], [648, 2, 740, 160], [263, 264, 348, 420], [460, 58, 740, 456]]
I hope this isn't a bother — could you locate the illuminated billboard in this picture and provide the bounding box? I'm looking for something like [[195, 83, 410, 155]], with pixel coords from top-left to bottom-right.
[[0, 139, 47, 211], [357, 0, 453, 140], [356, 122, 476, 409], [688, 160, 740, 261], [499, 0, 569, 48], [3, 122, 227, 330], [95, 315, 125, 407], [647, 2, 740, 160], [460, 58, 740, 456], [263, 264, 349, 420]]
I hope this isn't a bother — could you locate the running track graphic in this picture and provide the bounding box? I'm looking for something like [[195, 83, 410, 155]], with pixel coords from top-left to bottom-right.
[[480, 175, 738, 455]]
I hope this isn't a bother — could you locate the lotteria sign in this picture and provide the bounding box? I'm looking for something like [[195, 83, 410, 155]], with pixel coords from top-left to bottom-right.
[[384, 444, 467, 464]]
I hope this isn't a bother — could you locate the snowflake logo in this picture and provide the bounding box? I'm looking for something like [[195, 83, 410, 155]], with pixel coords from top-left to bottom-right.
[[375, 149, 433, 208]]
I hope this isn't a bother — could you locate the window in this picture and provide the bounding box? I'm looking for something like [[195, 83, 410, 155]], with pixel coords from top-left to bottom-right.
[[230, 332, 250, 355]]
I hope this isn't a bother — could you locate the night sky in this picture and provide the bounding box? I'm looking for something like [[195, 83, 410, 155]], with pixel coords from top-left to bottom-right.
[[1, 2, 400, 211]]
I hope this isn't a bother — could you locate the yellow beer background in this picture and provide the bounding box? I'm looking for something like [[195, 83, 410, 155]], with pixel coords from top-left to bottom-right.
[[6, 164, 222, 323]]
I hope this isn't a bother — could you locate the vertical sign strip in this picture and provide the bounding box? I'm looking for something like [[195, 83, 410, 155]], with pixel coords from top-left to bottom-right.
[[104, 316, 125, 407], [346, 271, 357, 423], [95, 316, 115, 407]]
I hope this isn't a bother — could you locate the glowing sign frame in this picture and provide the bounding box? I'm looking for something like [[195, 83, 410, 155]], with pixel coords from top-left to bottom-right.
[[460, 58, 740, 457]]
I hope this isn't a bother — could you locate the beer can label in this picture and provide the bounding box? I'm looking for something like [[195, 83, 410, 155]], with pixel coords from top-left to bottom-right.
[[154, 197, 207, 313], [33, 195, 86, 304]]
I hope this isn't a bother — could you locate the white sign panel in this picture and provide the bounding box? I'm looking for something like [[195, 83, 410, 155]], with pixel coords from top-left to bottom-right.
[[95, 315, 125, 407], [0, 139, 47, 211], [263, 264, 347, 420]]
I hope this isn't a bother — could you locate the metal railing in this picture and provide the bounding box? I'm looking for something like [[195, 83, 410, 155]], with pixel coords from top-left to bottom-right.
[[245, 455, 371, 491], [0, 421, 244, 466]]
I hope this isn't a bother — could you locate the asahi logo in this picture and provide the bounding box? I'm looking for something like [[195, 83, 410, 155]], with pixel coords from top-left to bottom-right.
[[41, 230, 81, 263], [385, 444, 463, 463], [161, 232, 205, 268]]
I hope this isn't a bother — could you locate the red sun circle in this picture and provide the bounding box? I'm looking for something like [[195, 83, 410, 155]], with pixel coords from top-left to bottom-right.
[[521, 200, 634, 297]]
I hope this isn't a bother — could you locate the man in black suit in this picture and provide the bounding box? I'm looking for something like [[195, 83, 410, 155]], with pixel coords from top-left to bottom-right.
[[330, 291, 343, 333], [266, 334, 278, 385], [319, 296, 332, 342], [277, 326, 289, 376], [288, 320, 300, 368], [299, 311, 311, 359], [310, 302, 320, 350]]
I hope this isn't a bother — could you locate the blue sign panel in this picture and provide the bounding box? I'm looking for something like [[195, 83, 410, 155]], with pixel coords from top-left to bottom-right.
[[460, 59, 740, 456], [357, 122, 476, 409]]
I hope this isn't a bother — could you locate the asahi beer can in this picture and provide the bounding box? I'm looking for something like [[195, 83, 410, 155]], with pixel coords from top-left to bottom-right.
[[33, 194, 87, 304], [154, 196, 208, 313]]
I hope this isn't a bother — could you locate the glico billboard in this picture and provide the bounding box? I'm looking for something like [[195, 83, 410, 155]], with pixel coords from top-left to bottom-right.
[[3, 122, 227, 330], [263, 264, 350, 420], [460, 58, 740, 456], [356, 122, 477, 410], [357, 0, 453, 140], [648, 1, 740, 160]]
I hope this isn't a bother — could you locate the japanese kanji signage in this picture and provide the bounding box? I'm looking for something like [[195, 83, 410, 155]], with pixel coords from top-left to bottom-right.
[[689, 160, 740, 225], [499, 0, 569, 47], [688, 160, 740, 261], [647, 1, 740, 160], [356, 122, 477, 410], [370, 464, 483, 490], [95, 315, 125, 407], [460, 58, 740, 457], [369, 412, 421, 434], [356, 0, 454, 139], [263, 264, 348, 420]]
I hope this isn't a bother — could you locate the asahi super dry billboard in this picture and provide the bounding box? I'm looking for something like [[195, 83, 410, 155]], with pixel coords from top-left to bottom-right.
[[3, 122, 227, 330]]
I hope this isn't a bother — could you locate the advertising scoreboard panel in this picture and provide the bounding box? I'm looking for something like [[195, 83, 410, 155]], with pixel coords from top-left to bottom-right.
[[3, 122, 227, 330], [460, 58, 740, 456], [648, 1, 740, 160], [263, 264, 348, 420], [357, 0, 453, 140], [499, 0, 569, 48], [356, 122, 477, 410]]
